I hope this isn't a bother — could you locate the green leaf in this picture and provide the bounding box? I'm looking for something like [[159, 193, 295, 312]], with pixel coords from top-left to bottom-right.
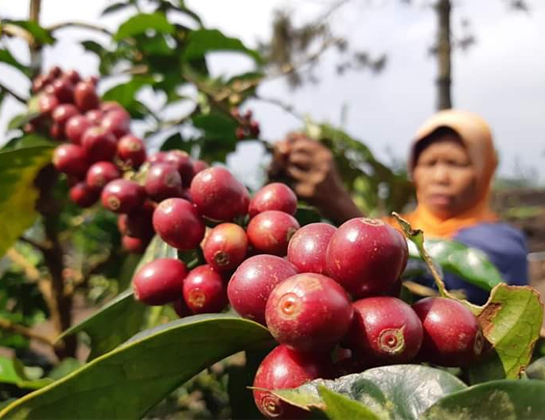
[[470, 284, 543, 382], [0, 48, 31, 77], [422, 379, 545, 419], [0, 145, 53, 258], [114, 13, 174, 41], [101, 1, 131, 16], [275, 365, 467, 420], [183, 29, 262, 64], [192, 112, 237, 141], [7, 112, 41, 131], [526, 356, 545, 380], [295, 203, 322, 226], [60, 236, 176, 360], [3, 20, 54, 45], [47, 358, 82, 381], [0, 357, 52, 390], [81, 40, 106, 57], [318, 386, 380, 420], [101, 76, 155, 109], [407, 239, 503, 292], [0, 315, 272, 420]]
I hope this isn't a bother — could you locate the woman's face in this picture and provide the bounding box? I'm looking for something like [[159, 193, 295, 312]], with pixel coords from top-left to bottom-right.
[[413, 133, 478, 219]]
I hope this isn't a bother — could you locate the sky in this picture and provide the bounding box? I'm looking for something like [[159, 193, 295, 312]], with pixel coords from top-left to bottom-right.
[[1, 0, 544, 185]]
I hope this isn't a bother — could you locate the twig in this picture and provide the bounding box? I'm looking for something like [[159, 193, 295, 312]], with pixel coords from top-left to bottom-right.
[[253, 94, 303, 121], [19, 236, 48, 253], [5, 248, 42, 283], [0, 81, 27, 103], [0, 318, 55, 347], [47, 21, 113, 37]]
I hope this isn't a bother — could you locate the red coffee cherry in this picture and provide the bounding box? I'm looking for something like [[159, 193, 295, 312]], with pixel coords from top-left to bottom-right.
[[247, 210, 300, 256], [287, 223, 336, 274], [346, 297, 423, 365], [53, 144, 89, 178], [133, 258, 188, 305], [86, 162, 121, 190], [65, 115, 93, 145], [412, 297, 484, 367], [69, 182, 100, 208], [202, 223, 248, 272], [101, 179, 145, 214], [81, 126, 118, 163], [152, 198, 205, 250], [326, 218, 408, 298], [101, 108, 131, 139], [144, 163, 183, 202], [249, 183, 297, 218], [74, 81, 100, 112], [117, 135, 147, 168], [122, 235, 149, 254], [265, 273, 353, 352], [228, 255, 298, 325], [164, 150, 194, 188], [182, 265, 228, 314]]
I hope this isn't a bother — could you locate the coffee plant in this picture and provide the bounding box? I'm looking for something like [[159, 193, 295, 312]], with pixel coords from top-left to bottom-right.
[[0, 1, 544, 419]]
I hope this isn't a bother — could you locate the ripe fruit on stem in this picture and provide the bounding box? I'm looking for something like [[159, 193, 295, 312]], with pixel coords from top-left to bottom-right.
[[101, 108, 131, 139], [52, 104, 79, 126], [101, 179, 145, 214], [86, 162, 121, 190], [117, 135, 146, 168], [190, 166, 249, 221], [203, 223, 248, 272], [412, 297, 484, 367], [53, 144, 89, 178], [253, 345, 329, 419], [265, 273, 353, 352], [249, 183, 297, 218], [287, 223, 336, 274], [69, 182, 99, 208], [164, 150, 194, 188], [144, 163, 183, 202], [74, 81, 100, 112], [152, 198, 205, 250], [133, 258, 188, 305], [182, 265, 228, 314], [81, 126, 118, 163], [65, 115, 92, 145], [247, 210, 300, 256], [228, 255, 298, 325], [326, 218, 408, 298], [346, 297, 423, 365], [122, 235, 149, 254]]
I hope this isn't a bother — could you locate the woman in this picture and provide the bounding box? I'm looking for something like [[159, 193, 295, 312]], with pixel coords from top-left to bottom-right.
[[274, 110, 529, 304]]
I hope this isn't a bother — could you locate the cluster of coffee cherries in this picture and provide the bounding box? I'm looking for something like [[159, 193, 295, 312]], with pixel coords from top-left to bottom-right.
[[231, 108, 260, 140], [31, 67, 208, 253], [127, 172, 484, 418]]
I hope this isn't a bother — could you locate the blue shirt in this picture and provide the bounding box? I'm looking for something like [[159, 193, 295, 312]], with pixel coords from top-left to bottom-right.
[[445, 222, 529, 304]]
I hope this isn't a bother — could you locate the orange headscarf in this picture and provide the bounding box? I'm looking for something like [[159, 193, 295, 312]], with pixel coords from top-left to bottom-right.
[[385, 110, 499, 238]]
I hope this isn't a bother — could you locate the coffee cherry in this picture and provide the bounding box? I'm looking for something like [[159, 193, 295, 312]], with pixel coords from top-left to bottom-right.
[[49, 123, 65, 141], [152, 198, 205, 250], [46, 78, 74, 104], [287, 223, 336, 274], [247, 210, 300, 256], [52, 104, 79, 126], [148, 151, 168, 164], [164, 150, 194, 188], [38, 94, 59, 115], [265, 273, 353, 352], [83, 75, 98, 87], [74, 81, 100, 112], [346, 297, 423, 365], [249, 120, 260, 137], [100, 101, 124, 114], [69, 182, 100, 208], [53, 144, 89, 177], [124, 201, 155, 239], [249, 183, 297, 218], [412, 297, 484, 367], [190, 167, 250, 221], [326, 218, 408, 298], [122, 235, 149, 254], [253, 345, 329, 419], [117, 214, 128, 236], [191, 159, 209, 175], [62, 69, 81, 85], [101, 179, 145, 214], [48, 66, 62, 79], [173, 298, 191, 318], [65, 115, 92, 145], [81, 127, 118, 163], [117, 135, 146, 168], [32, 74, 47, 93], [203, 223, 248, 272], [183, 265, 228, 314], [144, 163, 183, 202], [133, 258, 188, 305], [85, 109, 103, 124], [101, 108, 131, 139], [228, 255, 298, 325], [86, 162, 121, 190]]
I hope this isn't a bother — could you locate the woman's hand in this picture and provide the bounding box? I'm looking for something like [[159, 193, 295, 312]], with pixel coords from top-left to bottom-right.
[[270, 133, 364, 223]]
